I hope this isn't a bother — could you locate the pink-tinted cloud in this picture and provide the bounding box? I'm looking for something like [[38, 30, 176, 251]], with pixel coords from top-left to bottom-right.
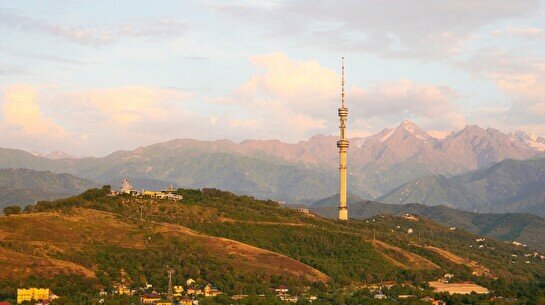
[[2, 84, 66, 137]]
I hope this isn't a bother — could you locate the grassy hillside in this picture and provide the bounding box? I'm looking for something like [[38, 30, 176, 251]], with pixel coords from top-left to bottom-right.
[[0, 168, 96, 210], [2, 188, 545, 303], [311, 196, 545, 252], [378, 158, 545, 216]]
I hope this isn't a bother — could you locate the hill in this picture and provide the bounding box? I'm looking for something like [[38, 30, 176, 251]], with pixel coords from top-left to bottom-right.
[[378, 158, 545, 216], [0, 168, 96, 210], [311, 196, 545, 252], [1, 121, 544, 203], [1, 187, 545, 304]]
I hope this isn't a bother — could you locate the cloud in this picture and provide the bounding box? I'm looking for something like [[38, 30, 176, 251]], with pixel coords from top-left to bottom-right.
[[58, 86, 191, 124], [1, 84, 66, 137], [213, 0, 539, 58], [0, 62, 26, 75], [494, 27, 545, 39], [0, 55, 466, 154], [463, 49, 545, 122], [0, 9, 188, 46], [351, 79, 460, 118], [222, 53, 462, 139]]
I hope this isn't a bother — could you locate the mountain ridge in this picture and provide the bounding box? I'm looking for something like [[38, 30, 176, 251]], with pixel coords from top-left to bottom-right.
[[378, 158, 545, 216], [1, 121, 544, 203]]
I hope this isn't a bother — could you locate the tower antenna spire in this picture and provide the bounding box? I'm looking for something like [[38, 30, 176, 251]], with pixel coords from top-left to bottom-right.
[[337, 57, 349, 221], [341, 57, 346, 108]]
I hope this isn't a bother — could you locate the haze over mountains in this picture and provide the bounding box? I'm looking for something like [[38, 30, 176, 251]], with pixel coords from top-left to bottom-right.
[[0, 169, 96, 210], [1, 120, 544, 209], [379, 158, 545, 217]]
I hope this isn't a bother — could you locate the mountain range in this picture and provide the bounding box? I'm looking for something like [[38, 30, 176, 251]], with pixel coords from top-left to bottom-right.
[[379, 158, 545, 216], [1, 120, 544, 206], [0, 168, 96, 210]]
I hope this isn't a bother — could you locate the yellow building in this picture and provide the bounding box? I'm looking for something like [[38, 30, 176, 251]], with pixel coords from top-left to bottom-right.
[[117, 285, 132, 295], [17, 288, 50, 304], [174, 285, 184, 297], [181, 298, 193, 305], [204, 284, 221, 297]]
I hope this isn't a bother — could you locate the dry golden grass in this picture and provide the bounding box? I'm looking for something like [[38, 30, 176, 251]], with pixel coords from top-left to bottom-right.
[[423, 245, 493, 277], [0, 208, 329, 283], [371, 240, 439, 270], [429, 281, 489, 294]]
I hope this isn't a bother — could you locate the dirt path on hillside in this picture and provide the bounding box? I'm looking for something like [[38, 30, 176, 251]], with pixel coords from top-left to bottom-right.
[[372, 240, 439, 270], [422, 245, 493, 277]]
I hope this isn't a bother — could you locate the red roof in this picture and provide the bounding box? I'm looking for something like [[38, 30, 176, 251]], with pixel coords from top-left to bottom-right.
[[0, 302, 12, 305], [141, 293, 161, 298]]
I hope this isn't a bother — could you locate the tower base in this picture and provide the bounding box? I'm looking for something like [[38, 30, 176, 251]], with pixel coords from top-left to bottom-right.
[[339, 207, 348, 221]]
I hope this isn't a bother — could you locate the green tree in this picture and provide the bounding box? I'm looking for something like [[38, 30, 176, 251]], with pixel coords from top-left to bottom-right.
[[3, 205, 21, 216]]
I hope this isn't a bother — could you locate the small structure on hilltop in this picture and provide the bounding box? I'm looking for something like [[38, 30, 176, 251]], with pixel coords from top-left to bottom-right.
[[203, 284, 221, 297], [110, 179, 183, 201], [140, 293, 162, 304], [180, 298, 193, 305], [275, 285, 289, 296], [297, 208, 310, 214], [120, 179, 138, 195], [173, 285, 184, 297], [186, 278, 196, 286], [17, 288, 56, 304]]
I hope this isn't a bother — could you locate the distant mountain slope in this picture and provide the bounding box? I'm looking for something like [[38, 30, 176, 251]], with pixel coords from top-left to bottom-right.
[[378, 158, 545, 216], [310, 196, 545, 252], [1, 121, 544, 202], [0, 168, 96, 209]]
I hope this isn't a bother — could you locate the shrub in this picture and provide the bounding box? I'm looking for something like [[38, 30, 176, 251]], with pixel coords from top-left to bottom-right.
[[3, 205, 21, 216]]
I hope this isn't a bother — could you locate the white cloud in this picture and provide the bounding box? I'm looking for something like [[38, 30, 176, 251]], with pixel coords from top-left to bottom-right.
[[464, 49, 545, 122], [214, 0, 539, 58], [0, 9, 188, 46]]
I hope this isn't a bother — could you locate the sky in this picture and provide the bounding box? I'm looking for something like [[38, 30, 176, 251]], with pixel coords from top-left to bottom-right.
[[1, 0, 545, 156]]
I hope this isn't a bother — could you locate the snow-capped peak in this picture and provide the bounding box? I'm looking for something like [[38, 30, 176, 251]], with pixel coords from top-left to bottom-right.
[[509, 130, 545, 152]]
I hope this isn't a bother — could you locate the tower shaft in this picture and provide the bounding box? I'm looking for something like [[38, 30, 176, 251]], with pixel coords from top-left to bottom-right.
[[337, 57, 349, 221]]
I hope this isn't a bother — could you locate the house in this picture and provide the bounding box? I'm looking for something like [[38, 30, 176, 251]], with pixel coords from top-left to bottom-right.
[[17, 288, 51, 304], [297, 208, 310, 214], [186, 278, 196, 286], [373, 292, 386, 299], [186, 288, 196, 295], [204, 284, 221, 297], [180, 298, 193, 305], [116, 285, 131, 295], [140, 293, 162, 304], [275, 285, 289, 295], [279, 295, 299, 303], [421, 296, 446, 305], [174, 285, 184, 297], [0, 302, 11, 305], [403, 214, 419, 221]]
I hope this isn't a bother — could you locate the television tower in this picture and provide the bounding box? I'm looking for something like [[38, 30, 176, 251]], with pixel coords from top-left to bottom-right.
[[337, 57, 349, 221]]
